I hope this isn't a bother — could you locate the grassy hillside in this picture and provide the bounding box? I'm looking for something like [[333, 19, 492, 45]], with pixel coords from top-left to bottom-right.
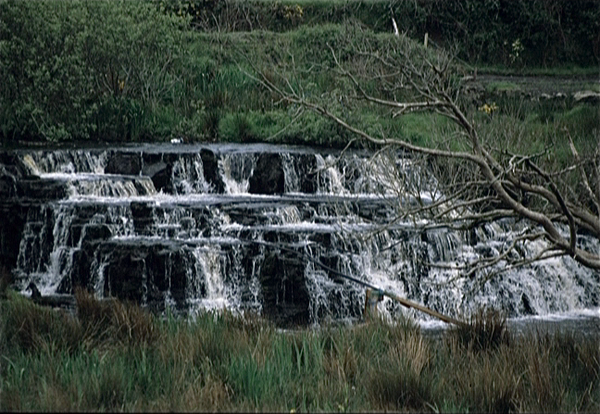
[[163, 0, 600, 68], [0, 0, 597, 158]]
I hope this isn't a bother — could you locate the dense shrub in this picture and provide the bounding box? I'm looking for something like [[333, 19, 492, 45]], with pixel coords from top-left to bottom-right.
[[0, 0, 188, 142]]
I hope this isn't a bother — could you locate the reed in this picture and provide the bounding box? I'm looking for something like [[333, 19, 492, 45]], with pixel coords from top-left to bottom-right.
[[1, 290, 598, 412], [449, 308, 510, 352]]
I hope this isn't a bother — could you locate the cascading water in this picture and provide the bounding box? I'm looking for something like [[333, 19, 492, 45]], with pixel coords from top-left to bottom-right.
[[1, 143, 599, 328], [219, 152, 254, 194]]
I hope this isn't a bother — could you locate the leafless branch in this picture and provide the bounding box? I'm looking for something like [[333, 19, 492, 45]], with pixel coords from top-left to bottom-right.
[[240, 28, 600, 271]]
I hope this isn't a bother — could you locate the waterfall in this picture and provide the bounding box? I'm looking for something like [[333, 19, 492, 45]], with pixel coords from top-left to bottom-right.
[[219, 153, 254, 194], [315, 154, 346, 195], [171, 154, 212, 194], [2, 144, 598, 326]]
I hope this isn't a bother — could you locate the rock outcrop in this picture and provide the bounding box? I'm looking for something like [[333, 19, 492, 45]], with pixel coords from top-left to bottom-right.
[[200, 149, 225, 193], [249, 153, 285, 195], [105, 152, 142, 175]]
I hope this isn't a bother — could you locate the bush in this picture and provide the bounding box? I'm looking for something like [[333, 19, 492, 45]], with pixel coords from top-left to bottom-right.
[[0, 0, 188, 142], [162, 0, 600, 67]]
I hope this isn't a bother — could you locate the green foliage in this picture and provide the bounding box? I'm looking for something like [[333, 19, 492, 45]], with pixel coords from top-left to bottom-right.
[[0, 0, 597, 148], [161, 0, 600, 67], [94, 96, 148, 142], [557, 104, 600, 138], [0, 0, 188, 142], [219, 113, 257, 143]]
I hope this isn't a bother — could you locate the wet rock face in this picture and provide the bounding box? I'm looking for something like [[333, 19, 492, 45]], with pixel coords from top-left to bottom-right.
[[104, 250, 147, 303], [0, 203, 28, 271], [57, 222, 113, 294], [145, 161, 173, 193], [0, 152, 36, 181], [200, 149, 225, 193], [58, 249, 92, 293], [142, 153, 174, 193], [260, 251, 310, 327], [105, 152, 141, 175], [249, 153, 284, 195], [0, 156, 35, 269], [131, 201, 155, 235], [100, 243, 207, 309], [17, 178, 69, 200], [0, 175, 16, 198], [296, 154, 317, 194]]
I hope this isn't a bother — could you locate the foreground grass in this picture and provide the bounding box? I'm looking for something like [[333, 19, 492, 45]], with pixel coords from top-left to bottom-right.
[[1, 290, 599, 412]]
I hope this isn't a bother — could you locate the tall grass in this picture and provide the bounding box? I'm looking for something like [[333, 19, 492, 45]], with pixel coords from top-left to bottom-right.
[[1, 289, 599, 412]]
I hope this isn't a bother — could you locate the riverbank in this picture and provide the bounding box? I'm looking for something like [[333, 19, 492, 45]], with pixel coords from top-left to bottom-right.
[[1, 1, 598, 152], [1, 286, 598, 412]]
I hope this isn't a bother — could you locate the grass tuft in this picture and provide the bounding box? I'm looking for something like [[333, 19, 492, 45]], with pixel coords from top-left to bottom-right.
[[450, 308, 510, 352], [0, 290, 82, 354], [76, 288, 158, 348], [368, 331, 433, 410]]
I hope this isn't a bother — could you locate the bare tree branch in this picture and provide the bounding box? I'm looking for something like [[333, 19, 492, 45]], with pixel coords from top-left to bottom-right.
[[240, 28, 600, 271]]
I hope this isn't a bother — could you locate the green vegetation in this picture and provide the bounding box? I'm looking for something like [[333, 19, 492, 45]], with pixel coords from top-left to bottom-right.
[[162, 0, 600, 67], [1, 0, 598, 149], [0, 0, 377, 145], [0, 0, 189, 142], [475, 65, 600, 77], [1, 287, 599, 412]]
